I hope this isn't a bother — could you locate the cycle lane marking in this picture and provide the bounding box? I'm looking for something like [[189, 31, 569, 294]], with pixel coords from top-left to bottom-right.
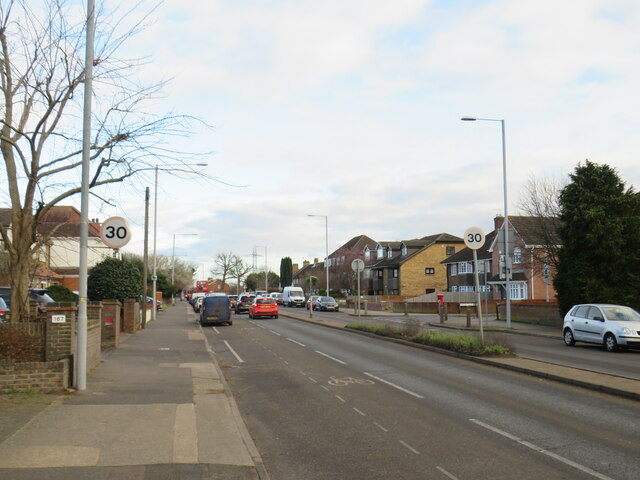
[[223, 340, 244, 363]]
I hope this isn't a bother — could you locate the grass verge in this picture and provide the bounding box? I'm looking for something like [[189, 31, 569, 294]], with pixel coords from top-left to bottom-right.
[[346, 322, 512, 356]]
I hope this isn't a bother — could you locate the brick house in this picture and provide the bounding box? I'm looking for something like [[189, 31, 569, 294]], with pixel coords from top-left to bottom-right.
[[367, 233, 464, 296], [441, 230, 498, 294], [487, 216, 559, 301]]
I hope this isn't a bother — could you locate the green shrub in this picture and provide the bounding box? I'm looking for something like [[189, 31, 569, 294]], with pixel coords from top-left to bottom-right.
[[47, 284, 79, 302]]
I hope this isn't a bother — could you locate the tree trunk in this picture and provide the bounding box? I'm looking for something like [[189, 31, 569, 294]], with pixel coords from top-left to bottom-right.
[[8, 210, 36, 323]]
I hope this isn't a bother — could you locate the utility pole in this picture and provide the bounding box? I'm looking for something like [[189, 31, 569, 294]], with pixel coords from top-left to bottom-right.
[[142, 187, 149, 328]]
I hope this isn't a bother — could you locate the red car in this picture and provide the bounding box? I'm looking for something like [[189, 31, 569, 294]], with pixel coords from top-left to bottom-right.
[[248, 297, 279, 319]]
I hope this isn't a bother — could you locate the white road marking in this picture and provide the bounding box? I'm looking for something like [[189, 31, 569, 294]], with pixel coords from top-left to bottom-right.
[[436, 466, 460, 480], [308, 377, 318, 383], [374, 422, 388, 432], [335, 395, 346, 403], [286, 338, 306, 347], [321, 385, 330, 392], [223, 340, 244, 363], [363, 372, 424, 399], [268, 329, 282, 336], [212, 327, 220, 334], [469, 419, 615, 480], [399, 440, 420, 455], [315, 350, 347, 365], [353, 408, 366, 417]]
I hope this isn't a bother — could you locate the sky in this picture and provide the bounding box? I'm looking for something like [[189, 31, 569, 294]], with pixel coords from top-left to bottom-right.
[[85, 0, 640, 280]]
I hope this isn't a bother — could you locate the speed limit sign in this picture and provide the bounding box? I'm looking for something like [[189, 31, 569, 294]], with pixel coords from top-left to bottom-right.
[[100, 216, 132, 249], [463, 226, 486, 250]]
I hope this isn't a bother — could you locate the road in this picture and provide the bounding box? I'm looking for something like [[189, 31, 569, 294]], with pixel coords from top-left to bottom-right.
[[204, 312, 640, 480], [289, 308, 640, 380]]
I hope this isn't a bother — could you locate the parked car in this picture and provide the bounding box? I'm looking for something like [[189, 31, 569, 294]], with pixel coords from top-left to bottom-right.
[[193, 295, 205, 313], [269, 292, 284, 305], [248, 297, 279, 319], [200, 295, 232, 326], [235, 293, 256, 314], [0, 287, 54, 313], [306, 295, 320, 310], [0, 297, 10, 323], [563, 304, 640, 352], [146, 296, 162, 311], [316, 296, 339, 312]]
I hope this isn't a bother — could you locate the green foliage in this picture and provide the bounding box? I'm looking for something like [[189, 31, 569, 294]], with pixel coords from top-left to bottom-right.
[[345, 323, 511, 356], [280, 257, 293, 288], [47, 284, 78, 302], [245, 271, 279, 292], [554, 161, 640, 315], [87, 257, 143, 303]]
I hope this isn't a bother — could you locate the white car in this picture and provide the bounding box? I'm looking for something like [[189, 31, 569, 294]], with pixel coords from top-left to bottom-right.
[[563, 304, 640, 352]]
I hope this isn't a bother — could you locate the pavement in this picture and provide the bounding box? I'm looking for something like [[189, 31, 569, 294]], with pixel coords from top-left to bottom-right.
[[0, 304, 268, 480], [1, 303, 638, 479], [280, 307, 640, 402]]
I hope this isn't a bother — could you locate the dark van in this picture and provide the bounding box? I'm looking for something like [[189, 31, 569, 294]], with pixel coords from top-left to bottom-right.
[[200, 295, 232, 326]]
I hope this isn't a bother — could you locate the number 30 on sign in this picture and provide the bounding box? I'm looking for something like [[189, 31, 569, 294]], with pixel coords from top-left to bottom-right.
[[100, 216, 132, 249], [463, 226, 486, 250]]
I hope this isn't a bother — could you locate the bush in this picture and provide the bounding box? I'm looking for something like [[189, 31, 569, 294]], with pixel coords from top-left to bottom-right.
[[47, 284, 78, 302], [0, 325, 41, 362], [88, 257, 142, 303]]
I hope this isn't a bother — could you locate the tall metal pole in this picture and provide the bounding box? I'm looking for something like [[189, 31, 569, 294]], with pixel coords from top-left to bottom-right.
[[152, 165, 158, 323], [325, 216, 329, 295], [264, 246, 268, 292], [77, 0, 95, 391], [142, 188, 149, 328], [499, 120, 511, 328], [171, 234, 176, 305]]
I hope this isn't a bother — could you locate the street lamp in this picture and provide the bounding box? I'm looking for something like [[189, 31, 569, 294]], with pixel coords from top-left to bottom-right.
[[461, 116, 511, 328], [255, 245, 268, 291], [308, 215, 329, 294], [171, 233, 198, 304], [153, 163, 207, 322]]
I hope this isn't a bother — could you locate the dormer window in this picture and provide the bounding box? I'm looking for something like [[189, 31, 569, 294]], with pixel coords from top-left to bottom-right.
[[376, 245, 383, 259], [387, 247, 392, 259], [364, 248, 370, 261], [401, 244, 408, 256]]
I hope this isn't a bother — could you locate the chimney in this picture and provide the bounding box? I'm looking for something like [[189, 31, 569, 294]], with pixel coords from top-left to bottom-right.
[[293, 263, 299, 273], [314, 257, 319, 264], [494, 215, 504, 230], [302, 260, 309, 268]]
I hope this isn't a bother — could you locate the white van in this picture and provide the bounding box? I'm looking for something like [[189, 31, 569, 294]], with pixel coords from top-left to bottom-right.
[[282, 286, 305, 307]]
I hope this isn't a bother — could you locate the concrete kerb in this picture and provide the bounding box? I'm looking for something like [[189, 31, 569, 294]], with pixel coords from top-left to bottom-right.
[[279, 311, 640, 402]]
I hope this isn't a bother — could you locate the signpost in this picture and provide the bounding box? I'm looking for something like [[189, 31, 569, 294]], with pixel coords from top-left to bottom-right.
[[100, 216, 132, 250], [464, 226, 486, 343], [351, 259, 365, 319]]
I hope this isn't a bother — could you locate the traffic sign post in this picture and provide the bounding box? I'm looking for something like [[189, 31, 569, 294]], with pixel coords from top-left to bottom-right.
[[351, 259, 364, 319], [464, 226, 486, 344], [100, 216, 132, 250]]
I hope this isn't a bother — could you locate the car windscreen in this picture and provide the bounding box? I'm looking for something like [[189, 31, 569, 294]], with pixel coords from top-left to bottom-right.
[[256, 298, 275, 304], [601, 306, 640, 322]]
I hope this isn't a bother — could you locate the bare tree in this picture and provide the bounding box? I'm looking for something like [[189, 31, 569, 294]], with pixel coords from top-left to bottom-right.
[[211, 252, 236, 287], [517, 175, 564, 269], [228, 255, 251, 295], [0, 1, 205, 321]]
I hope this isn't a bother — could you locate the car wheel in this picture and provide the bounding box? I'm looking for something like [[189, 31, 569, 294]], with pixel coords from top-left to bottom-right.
[[275, 315, 279, 319], [228, 321, 233, 326], [604, 333, 618, 352], [563, 328, 575, 346]]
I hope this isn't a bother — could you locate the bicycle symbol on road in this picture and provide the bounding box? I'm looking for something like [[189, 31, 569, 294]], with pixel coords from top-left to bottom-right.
[[327, 376, 375, 387]]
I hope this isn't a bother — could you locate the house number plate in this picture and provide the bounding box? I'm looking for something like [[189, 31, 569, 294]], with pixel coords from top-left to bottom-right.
[[52, 315, 66, 323]]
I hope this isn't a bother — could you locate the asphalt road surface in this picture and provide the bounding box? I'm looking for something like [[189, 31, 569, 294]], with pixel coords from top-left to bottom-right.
[[204, 313, 640, 480]]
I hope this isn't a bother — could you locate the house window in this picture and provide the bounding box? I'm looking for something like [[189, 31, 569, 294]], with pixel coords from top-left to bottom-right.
[[458, 262, 472, 274], [451, 286, 458, 292], [425, 268, 435, 275], [513, 248, 522, 264], [451, 264, 458, 276], [364, 248, 370, 261], [401, 244, 408, 256], [377, 246, 383, 259], [426, 288, 435, 294], [446, 246, 455, 256], [377, 270, 383, 278], [393, 269, 398, 278], [509, 283, 527, 300], [387, 248, 393, 259], [460, 286, 474, 292]]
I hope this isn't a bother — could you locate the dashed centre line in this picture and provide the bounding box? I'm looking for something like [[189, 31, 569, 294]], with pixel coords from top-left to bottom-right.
[[268, 330, 282, 336], [399, 440, 420, 455], [223, 340, 244, 363], [286, 338, 306, 347], [363, 372, 423, 399], [436, 466, 460, 480], [353, 407, 366, 417]]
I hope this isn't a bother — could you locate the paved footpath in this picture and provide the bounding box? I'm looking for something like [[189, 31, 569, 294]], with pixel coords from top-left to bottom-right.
[[0, 305, 267, 480]]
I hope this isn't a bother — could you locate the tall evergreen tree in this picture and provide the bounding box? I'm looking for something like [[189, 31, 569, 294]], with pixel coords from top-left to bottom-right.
[[280, 257, 293, 288], [554, 161, 640, 315]]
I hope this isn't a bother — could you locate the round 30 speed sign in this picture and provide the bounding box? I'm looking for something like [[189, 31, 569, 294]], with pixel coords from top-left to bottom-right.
[[100, 216, 132, 249], [463, 226, 486, 250]]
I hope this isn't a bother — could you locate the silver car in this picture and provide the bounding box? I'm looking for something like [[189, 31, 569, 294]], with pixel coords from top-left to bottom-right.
[[563, 304, 640, 352]]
